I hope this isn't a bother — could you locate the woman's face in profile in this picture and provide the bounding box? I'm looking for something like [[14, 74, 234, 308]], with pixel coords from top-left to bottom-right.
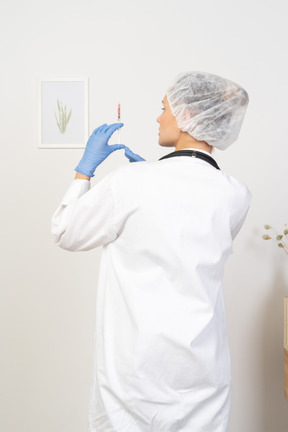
[[157, 95, 181, 147]]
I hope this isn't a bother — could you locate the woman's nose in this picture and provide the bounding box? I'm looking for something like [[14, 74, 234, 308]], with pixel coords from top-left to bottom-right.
[[156, 116, 160, 123]]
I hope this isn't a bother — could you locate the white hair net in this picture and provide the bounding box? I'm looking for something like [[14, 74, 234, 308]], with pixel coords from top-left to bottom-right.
[[166, 71, 249, 150]]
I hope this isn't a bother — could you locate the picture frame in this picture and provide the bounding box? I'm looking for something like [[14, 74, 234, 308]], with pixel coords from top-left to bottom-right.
[[37, 77, 89, 148]]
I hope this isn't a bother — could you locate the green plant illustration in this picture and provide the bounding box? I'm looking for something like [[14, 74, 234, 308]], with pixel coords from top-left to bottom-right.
[[262, 223, 288, 255], [54, 98, 72, 134]]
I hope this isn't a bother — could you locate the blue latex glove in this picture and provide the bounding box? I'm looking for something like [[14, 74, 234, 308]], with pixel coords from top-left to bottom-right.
[[124, 146, 146, 163], [75, 123, 125, 177]]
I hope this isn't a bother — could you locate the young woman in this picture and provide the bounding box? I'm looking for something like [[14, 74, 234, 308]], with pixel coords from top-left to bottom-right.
[[51, 71, 251, 432]]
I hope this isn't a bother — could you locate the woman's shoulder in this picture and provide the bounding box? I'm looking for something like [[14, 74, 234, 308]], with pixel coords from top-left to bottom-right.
[[110, 160, 158, 179], [221, 171, 252, 206]]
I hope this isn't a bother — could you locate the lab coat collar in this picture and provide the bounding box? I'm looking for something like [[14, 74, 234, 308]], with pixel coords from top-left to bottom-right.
[[178, 147, 213, 157], [159, 148, 220, 170]]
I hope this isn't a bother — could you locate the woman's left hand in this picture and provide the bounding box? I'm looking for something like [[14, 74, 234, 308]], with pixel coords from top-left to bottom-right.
[[75, 123, 125, 177], [124, 146, 146, 163]]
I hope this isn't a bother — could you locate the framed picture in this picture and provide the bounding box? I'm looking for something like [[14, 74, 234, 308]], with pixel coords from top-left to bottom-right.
[[37, 77, 89, 148]]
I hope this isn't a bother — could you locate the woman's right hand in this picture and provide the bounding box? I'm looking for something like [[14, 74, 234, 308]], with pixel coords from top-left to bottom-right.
[[124, 146, 146, 163], [75, 123, 125, 177]]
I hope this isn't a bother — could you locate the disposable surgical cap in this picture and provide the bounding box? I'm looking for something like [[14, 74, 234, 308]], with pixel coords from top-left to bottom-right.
[[166, 71, 249, 150]]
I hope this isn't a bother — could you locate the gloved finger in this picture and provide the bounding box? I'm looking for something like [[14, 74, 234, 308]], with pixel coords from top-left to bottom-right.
[[103, 123, 124, 138], [124, 147, 146, 162], [108, 144, 126, 152], [105, 123, 123, 141], [124, 147, 137, 162], [97, 123, 108, 134], [104, 122, 124, 132], [124, 147, 137, 157], [92, 124, 107, 135]]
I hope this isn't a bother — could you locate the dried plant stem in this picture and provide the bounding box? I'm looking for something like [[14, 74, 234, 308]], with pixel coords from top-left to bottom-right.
[[263, 224, 288, 255], [54, 98, 72, 134]]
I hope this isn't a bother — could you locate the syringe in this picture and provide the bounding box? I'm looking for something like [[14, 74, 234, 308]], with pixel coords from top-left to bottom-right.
[[117, 103, 121, 144]]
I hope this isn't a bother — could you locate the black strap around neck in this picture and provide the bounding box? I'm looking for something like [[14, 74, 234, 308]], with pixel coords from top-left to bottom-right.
[[158, 149, 220, 170]]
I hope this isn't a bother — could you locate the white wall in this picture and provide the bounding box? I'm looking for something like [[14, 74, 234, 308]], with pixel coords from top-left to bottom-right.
[[1, 0, 288, 430]]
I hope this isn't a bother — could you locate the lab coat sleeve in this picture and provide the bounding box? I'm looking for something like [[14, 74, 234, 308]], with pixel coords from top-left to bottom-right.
[[51, 176, 118, 251], [230, 183, 252, 241]]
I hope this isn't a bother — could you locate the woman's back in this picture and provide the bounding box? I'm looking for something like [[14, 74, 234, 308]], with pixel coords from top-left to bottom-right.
[[82, 156, 251, 431]]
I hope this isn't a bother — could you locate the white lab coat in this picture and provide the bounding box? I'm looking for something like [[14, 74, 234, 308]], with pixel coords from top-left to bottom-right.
[[51, 148, 251, 432]]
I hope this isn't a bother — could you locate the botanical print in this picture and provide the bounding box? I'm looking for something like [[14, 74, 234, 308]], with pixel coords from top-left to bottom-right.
[[38, 78, 88, 148]]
